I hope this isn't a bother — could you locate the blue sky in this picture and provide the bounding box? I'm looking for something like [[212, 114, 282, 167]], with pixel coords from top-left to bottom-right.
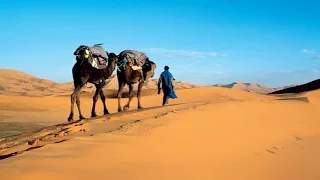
[[1, 0, 320, 87]]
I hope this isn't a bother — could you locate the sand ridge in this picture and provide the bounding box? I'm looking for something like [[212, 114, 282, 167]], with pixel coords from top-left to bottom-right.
[[0, 101, 210, 160], [0, 86, 267, 159]]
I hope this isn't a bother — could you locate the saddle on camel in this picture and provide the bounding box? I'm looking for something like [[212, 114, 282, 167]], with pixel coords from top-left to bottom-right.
[[117, 50, 153, 83], [73, 43, 109, 69]]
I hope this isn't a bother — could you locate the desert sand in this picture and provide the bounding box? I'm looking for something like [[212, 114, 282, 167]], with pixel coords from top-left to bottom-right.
[[1, 78, 320, 180]]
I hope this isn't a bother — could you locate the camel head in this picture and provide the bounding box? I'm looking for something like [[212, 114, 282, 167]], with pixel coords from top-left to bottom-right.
[[73, 45, 92, 65], [106, 52, 119, 67], [143, 59, 156, 80], [73, 45, 87, 56]]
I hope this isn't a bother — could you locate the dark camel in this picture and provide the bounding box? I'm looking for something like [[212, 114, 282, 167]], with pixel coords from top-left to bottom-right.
[[116, 52, 156, 112], [67, 45, 119, 122]]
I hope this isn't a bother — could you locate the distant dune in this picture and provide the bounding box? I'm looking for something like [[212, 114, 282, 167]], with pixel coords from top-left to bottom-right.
[[0, 69, 74, 96], [0, 69, 197, 98], [213, 82, 295, 94]]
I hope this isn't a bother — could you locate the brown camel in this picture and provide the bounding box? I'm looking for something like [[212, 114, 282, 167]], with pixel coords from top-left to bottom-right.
[[67, 44, 119, 122], [116, 50, 156, 112]]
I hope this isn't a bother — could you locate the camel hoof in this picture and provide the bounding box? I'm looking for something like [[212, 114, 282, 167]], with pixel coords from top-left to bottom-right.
[[123, 106, 129, 111], [118, 109, 123, 112], [67, 117, 73, 122], [104, 110, 110, 115], [79, 116, 86, 120], [138, 106, 144, 110], [91, 114, 98, 118]]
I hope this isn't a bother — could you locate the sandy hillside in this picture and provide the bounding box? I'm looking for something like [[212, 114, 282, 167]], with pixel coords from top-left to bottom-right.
[[213, 82, 295, 94], [0, 69, 196, 97], [0, 69, 83, 96], [1, 84, 320, 180]]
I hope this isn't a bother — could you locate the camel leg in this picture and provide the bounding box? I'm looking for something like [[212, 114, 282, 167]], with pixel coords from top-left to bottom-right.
[[91, 85, 101, 117], [123, 83, 134, 111], [99, 88, 110, 115], [117, 81, 125, 112], [76, 93, 86, 120], [68, 85, 83, 121], [137, 81, 145, 109]]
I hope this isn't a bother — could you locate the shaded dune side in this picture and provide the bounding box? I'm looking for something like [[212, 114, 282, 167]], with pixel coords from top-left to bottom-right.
[[269, 79, 320, 94]]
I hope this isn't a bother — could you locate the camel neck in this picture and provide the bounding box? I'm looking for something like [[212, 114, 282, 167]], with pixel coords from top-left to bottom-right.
[[108, 63, 116, 76]]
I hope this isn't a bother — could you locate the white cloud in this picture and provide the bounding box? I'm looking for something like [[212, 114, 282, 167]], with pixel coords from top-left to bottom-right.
[[143, 48, 227, 59], [280, 67, 319, 74], [302, 49, 317, 54], [302, 49, 320, 59]]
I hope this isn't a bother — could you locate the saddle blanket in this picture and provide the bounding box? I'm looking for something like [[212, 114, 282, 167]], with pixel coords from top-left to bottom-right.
[[119, 50, 148, 67], [89, 45, 108, 60], [82, 44, 108, 69]]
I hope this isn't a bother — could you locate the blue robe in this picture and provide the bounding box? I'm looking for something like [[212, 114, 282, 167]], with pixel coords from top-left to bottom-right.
[[159, 70, 177, 99]]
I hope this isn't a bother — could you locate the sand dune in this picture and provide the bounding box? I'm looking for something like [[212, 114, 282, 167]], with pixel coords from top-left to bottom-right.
[[213, 82, 295, 94], [1, 84, 320, 180], [0, 69, 79, 96], [0, 69, 196, 98]]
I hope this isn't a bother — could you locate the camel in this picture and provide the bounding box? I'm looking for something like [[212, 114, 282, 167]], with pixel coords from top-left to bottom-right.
[[116, 50, 156, 112], [67, 44, 119, 122]]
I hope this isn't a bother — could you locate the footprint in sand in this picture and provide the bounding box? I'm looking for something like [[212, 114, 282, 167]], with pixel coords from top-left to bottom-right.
[[272, 147, 279, 150], [294, 135, 303, 141], [266, 149, 276, 154], [27, 139, 39, 146]]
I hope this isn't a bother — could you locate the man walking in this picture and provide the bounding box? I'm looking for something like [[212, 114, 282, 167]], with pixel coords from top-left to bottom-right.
[[158, 66, 177, 106]]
